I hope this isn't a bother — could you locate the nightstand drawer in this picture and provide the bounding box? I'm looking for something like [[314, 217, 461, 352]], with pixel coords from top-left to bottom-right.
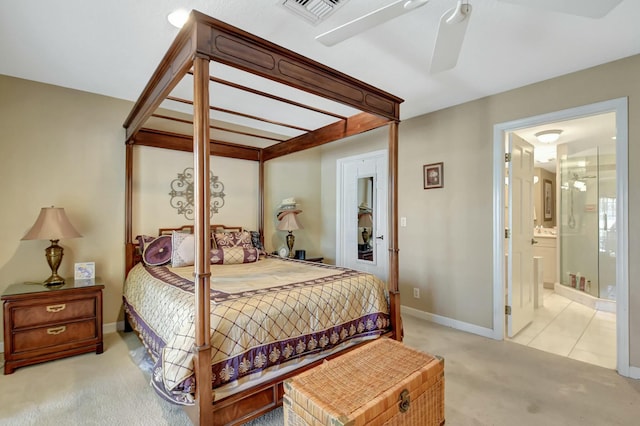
[[12, 319, 98, 353], [11, 298, 97, 329], [3, 281, 104, 374]]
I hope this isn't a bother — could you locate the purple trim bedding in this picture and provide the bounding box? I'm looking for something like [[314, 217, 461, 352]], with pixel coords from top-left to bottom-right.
[[123, 256, 390, 404]]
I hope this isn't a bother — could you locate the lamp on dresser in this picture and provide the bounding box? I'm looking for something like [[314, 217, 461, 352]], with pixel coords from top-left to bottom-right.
[[21, 206, 82, 287], [277, 210, 303, 258], [358, 212, 373, 247]]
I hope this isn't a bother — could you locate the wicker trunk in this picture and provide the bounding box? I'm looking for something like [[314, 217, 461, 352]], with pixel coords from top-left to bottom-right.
[[283, 338, 445, 426]]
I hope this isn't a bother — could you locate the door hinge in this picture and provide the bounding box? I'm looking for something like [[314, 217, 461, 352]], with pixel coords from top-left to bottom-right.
[[505, 228, 511, 239], [505, 305, 512, 315], [505, 153, 512, 162]]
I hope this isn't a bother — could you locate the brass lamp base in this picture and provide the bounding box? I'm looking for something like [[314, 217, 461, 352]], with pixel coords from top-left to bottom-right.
[[286, 231, 295, 258], [362, 228, 370, 246], [44, 275, 65, 287], [44, 240, 66, 287]]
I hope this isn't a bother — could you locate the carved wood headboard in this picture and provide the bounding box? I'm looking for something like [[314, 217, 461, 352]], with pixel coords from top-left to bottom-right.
[[158, 224, 243, 235]]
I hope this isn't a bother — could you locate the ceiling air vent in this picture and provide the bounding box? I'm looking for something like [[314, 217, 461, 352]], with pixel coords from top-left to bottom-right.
[[281, 0, 350, 25]]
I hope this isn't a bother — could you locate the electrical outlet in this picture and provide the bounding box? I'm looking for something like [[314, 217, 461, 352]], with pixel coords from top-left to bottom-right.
[[413, 288, 420, 299], [400, 217, 407, 227]]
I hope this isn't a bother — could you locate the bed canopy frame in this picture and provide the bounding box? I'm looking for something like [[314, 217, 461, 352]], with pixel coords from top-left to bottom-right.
[[122, 10, 403, 426]]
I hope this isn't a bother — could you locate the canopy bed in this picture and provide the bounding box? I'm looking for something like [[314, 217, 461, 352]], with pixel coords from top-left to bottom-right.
[[122, 10, 403, 426]]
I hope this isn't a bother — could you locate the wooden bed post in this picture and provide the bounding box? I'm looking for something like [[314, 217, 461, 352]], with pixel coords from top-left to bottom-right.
[[258, 151, 265, 245], [125, 143, 134, 274], [192, 54, 213, 426], [388, 121, 402, 341]]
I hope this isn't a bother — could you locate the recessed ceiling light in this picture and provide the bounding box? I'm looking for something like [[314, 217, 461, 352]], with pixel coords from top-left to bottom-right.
[[168, 9, 190, 29], [535, 129, 562, 144]]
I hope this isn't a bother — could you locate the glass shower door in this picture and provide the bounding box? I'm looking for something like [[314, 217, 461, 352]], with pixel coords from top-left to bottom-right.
[[558, 144, 616, 301], [597, 152, 617, 300]]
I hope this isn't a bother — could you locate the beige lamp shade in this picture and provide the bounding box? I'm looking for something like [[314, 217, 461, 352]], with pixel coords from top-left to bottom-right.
[[277, 211, 303, 232], [22, 207, 82, 287], [22, 207, 82, 241], [358, 212, 373, 228]]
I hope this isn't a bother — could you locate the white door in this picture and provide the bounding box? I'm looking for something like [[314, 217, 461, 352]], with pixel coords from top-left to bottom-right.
[[507, 134, 535, 337], [336, 150, 388, 281]]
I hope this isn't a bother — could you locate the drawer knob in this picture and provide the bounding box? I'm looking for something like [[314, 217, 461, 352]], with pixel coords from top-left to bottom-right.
[[46, 304, 66, 313], [47, 326, 67, 335]]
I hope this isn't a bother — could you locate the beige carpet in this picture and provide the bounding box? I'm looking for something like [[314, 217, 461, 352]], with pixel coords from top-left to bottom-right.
[[0, 331, 280, 426], [0, 315, 638, 425], [402, 315, 640, 425]]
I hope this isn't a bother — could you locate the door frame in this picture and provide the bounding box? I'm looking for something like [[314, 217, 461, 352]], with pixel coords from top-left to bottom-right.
[[492, 98, 630, 377]]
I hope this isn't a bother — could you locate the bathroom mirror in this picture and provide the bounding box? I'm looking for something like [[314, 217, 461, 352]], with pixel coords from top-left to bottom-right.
[[357, 176, 374, 262]]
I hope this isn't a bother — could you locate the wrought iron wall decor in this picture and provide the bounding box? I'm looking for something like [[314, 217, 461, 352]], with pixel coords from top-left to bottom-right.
[[169, 167, 225, 219]]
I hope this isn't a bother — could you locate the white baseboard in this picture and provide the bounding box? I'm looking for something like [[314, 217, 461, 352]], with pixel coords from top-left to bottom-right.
[[401, 305, 495, 339], [629, 366, 640, 380]]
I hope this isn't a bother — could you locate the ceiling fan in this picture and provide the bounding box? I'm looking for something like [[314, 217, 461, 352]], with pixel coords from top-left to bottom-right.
[[315, 0, 624, 74]]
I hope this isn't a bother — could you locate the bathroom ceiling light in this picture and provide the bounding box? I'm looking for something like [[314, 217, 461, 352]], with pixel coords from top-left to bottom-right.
[[535, 129, 563, 144], [168, 9, 190, 28]]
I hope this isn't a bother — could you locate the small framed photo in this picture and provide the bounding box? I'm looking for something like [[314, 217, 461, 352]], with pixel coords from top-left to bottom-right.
[[543, 179, 553, 221], [74, 262, 95, 280], [423, 162, 444, 189]]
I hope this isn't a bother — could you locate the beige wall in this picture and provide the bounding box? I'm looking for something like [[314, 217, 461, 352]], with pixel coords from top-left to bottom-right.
[[398, 102, 495, 327], [350, 54, 638, 368], [0, 76, 262, 343], [0, 75, 129, 333], [132, 145, 259, 235], [264, 149, 323, 258]]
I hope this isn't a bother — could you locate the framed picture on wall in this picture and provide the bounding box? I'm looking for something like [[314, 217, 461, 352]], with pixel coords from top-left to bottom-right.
[[543, 179, 553, 221], [423, 162, 444, 189]]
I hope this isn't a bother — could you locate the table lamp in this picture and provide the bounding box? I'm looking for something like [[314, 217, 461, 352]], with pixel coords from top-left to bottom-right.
[[277, 210, 302, 258], [358, 212, 373, 246], [22, 207, 82, 286]]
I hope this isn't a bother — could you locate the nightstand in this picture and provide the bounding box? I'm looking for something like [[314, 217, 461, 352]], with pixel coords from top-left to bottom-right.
[[2, 279, 104, 374]]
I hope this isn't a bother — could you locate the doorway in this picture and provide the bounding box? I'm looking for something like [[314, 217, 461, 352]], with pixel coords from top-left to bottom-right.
[[336, 150, 389, 281], [493, 98, 630, 376]]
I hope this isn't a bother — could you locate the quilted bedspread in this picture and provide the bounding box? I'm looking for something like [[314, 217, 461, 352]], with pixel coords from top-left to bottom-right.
[[123, 256, 390, 404]]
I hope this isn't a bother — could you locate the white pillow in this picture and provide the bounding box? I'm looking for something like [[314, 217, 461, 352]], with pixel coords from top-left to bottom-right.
[[171, 231, 195, 267]]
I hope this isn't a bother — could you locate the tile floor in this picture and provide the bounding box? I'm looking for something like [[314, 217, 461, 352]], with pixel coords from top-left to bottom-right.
[[508, 289, 617, 369]]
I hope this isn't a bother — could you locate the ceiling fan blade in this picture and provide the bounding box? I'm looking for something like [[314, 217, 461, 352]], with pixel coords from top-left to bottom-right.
[[430, 2, 472, 74], [316, 0, 429, 46], [498, 0, 623, 18]]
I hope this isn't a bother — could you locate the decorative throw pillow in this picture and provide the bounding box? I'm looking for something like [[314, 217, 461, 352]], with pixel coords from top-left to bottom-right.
[[213, 231, 253, 250], [210, 247, 259, 265], [141, 235, 172, 266], [136, 235, 155, 255], [171, 231, 195, 268], [248, 230, 266, 254]]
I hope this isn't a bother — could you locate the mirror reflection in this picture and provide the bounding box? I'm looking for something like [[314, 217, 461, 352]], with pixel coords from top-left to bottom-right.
[[358, 177, 374, 261]]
